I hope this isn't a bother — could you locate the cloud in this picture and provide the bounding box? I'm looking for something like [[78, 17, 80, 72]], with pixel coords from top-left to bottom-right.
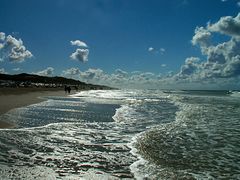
[[0, 32, 5, 51], [131, 71, 141, 74], [192, 26, 211, 48], [70, 49, 89, 62], [222, 55, 240, 77], [70, 39, 89, 62], [62, 14, 240, 90], [174, 13, 240, 86], [115, 69, 128, 77], [34, 67, 54, 76], [0, 44, 4, 50], [62, 68, 108, 84], [148, 46, 166, 55], [177, 57, 200, 78], [80, 68, 105, 80], [148, 47, 154, 52], [0, 32, 33, 62], [208, 13, 240, 38], [12, 67, 21, 71], [73, 66, 232, 89], [70, 40, 88, 48], [0, 68, 7, 74], [237, 1, 240, 7], [66, 68, 158, 88], [63, 67, 81, 76], [133, 72, 156, 82], [63, 13, 240, 90], [160, 48, 166, 54], [0, 32, 5, 41]]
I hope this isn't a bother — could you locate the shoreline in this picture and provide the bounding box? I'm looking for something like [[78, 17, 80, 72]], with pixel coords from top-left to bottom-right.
[[0, 88, 76, 129]]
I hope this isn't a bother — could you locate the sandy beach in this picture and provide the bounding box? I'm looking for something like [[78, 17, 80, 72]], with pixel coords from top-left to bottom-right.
[[0, 88, 75, 128]]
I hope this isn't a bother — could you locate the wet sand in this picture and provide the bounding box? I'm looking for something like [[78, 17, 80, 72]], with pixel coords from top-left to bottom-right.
[[0, 88, 75, 128]]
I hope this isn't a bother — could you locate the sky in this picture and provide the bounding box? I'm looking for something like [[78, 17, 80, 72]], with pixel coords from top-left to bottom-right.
[[0, 0, 240, 90]]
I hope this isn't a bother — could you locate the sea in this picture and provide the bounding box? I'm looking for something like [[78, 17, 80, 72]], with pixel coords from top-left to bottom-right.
[[0, 89, 240, 179]]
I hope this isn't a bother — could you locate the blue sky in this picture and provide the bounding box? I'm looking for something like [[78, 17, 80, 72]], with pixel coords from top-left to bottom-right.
[[1, 0, 240, 89]]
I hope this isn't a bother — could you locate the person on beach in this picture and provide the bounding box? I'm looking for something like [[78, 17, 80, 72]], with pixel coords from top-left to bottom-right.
[[74, 86, 79, 92], [67, 86, 71, 94], [64, 85, 71, 94], [64, 85, 68, 94]]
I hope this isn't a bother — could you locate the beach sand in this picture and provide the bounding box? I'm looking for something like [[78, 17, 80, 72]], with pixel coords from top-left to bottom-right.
[[0, 88, 75, 128]]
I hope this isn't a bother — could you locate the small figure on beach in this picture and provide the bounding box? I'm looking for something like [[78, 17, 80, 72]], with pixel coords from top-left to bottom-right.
[[64, 85, 67, 94], [68, 86, 71, 94], [64, 85, 71, 94], [74, 86, 79, 92]]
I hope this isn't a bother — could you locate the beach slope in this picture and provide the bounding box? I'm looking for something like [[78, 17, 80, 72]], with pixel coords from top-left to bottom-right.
[[0, 88, 70, 128]]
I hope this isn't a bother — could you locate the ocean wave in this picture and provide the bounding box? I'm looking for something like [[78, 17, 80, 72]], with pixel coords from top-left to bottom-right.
[[230, 91, 240, 98], [1, 89, 239, 179], [133, 93, 240, 179], [0, 121, 137, 179]]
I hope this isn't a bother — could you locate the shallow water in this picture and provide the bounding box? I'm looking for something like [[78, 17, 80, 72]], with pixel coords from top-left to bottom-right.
[[0, 90, 240, 179]]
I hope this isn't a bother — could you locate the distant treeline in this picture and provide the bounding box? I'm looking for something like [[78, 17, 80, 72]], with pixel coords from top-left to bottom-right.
[[0, 73, 114, 90]]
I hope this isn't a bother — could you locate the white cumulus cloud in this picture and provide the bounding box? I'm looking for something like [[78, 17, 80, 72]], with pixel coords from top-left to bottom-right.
[[70, 49, 89, 62], [65, 14, 240, 90], [192, 27, 211, 48], [63, 67, 81, 76], [0, 32, 33, 62], [70, 40, 88, 48], [34, 67, 54, 76], [208, 13, 240, 38], [174, 13, 240, 86], [81, 68, 104, 79], [70, 39, 89, 62]]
